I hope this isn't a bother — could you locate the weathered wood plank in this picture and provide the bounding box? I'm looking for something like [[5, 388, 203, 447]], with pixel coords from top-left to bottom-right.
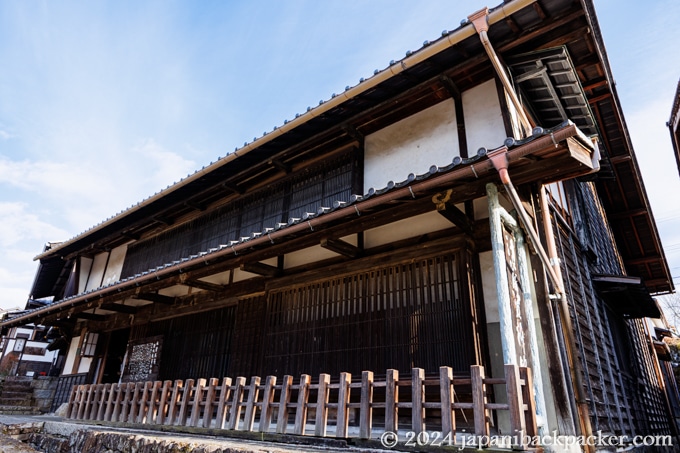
[[471, 365, 488, 439], [216, 377, 233, 429], [385, 369, 398, 433], [439, 366, 455, 436], [520, 367, 538, 438], [202, 378, 219, 429], [359, 371, 373, 440], [337, 372, 352, 438], [156, 380, 173, 425], [104, 383, 118, 422], [190, 378, 207, 427], [243, 376, 261, 431], [276, 375, 293, 434], [166, 380, 183, 425], [505, 364, 526, 444], [315, 374, 331, 437], [227, 377, 246, 430], [258, 376, 277, 433], [293, 374, 311, 435], [176, 379, 194, 426], [411, 368, 425, 435]]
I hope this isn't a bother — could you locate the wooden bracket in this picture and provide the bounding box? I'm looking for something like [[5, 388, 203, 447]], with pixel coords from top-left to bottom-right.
[[241, 262, 281, 277], [321, 238, 362, 259]]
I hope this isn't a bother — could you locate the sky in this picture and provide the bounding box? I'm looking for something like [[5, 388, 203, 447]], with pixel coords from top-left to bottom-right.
[[1, 0, 679, 315]]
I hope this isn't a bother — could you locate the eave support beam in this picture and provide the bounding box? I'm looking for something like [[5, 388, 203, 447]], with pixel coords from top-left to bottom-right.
[[241, 262, 281, 277], [432, 189, 474, 236], [321, 238, 362, 259], [101, 303, 138, 315], [180, 278, 226, 293], [74, 312, 108, 321], [136, 292, 176, 305]]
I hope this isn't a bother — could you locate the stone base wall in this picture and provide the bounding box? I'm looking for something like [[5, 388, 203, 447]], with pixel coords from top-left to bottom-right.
[[31, 376, 57, 413]]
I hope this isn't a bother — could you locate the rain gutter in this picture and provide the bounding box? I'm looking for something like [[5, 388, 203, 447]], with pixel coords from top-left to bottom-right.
[[35, 0, 537, 262], [469, 7, 534, 134], [4, 121, 581, 329]]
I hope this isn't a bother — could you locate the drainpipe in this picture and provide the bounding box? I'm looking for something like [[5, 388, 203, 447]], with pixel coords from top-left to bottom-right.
[[487, 147, 595, 451], [469, 8, 534, 135]]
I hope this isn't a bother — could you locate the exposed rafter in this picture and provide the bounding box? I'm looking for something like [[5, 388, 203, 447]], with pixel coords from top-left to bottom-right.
[[241, 262, 281, 277], [321, 238, 362, 259]]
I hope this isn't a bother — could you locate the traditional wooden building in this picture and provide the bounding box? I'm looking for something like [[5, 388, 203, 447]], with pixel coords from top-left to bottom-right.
[[2, 0, 678, 448]]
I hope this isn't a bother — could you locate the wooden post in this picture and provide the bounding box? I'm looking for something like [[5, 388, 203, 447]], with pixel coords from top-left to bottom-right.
[[104, 383, 117, 422], [166, 380, 183, 425], [440, 366, 455, 436], [276, 375, 293, 434], [72, 385, 84, 419], [82, 385, 95, 420], [337, 372, 352, 438], [66, 385, 78, 419], [471, 365, 488, 438], [111, 383, 125, 422], [137, 381, 152, 423], [216, 377, 233, 429], [293, 374, 311, 435], [243, 376, 261, 431], [145, 381, 161, 424], [227, 377, 246, 430], [411, 368, 425, 435], [314, 374, 331, 437], [202, 378, 219, 429], [520, 367, 538, 438], [190, 378, 207, 427], [156, 380, 173, 425], [505, 364, 526, 445], [176, 379, 195, 426], [129, 382, 144, 424], [120, 382, 133, 422], [259, 376, 277, 433], [360, 371, 374, 440], [385, 369, 399, 433], [97, 383, 111, 420]]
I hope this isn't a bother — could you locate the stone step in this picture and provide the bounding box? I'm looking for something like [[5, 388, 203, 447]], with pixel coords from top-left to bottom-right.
[[0, 397, 32, 407]]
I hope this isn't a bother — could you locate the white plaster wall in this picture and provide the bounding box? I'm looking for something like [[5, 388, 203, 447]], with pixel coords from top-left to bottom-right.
[[158, 285, 190, 297], [462, 79, 507, 153], [62, 336, 80, 375], [284, 235, 358, 269], [199, 270, 231, 285], [85, 252, 109, 291], [364, 212, 453, 249], [364, 99, 459, 191], [102, 243, 128, 286], [78, 257, 93, 294]]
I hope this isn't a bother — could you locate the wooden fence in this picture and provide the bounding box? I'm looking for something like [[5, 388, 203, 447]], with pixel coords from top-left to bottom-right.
[[67, 364, 537, 448]]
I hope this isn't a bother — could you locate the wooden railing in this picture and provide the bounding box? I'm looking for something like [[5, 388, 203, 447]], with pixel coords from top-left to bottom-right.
[[67, 364, 537, 448]]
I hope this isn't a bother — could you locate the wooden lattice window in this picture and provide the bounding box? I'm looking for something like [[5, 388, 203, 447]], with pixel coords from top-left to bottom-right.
[[80, 332, 99, 357]]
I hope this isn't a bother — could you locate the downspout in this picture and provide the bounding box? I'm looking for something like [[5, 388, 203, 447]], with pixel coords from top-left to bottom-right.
[[469, 8, 534, 135], [487, 147, 595, 451]]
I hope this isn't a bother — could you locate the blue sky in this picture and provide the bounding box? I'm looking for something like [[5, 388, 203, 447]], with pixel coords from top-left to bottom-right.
[[1, 0, 679, 313]]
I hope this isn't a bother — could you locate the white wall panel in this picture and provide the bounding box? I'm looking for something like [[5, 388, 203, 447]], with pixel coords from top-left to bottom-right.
[[364, 99, 459, 191], [364, 212, 452, 249], [62, 336, 80, 375], [85, 252, 109, 291], [102, 243, 128, 286], [78, 257, 93, 294], [462, 79, 507, 154]]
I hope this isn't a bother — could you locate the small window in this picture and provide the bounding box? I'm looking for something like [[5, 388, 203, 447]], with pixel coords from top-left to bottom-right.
[[80, 332, 99, 357], [546, 181, 571, 224]]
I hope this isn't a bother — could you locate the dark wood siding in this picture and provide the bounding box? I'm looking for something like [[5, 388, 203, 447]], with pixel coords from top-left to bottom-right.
[[121, 152, 357, 278], [262, 251, 477, 377]]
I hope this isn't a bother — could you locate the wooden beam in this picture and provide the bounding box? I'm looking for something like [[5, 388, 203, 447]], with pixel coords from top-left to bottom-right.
[[184, 201, 207, 212], [438, 75, 461, 99], [181, 279, 226, 293], [268, 159, 292, 174], [136, 292, 177, 305], [432, 190, 474, 236], [74, 312, 108, 321], [152, 216, 174, 226], [240, 262, 281, 277], [221, 182, 244, 194], [320, 238, 362, 259], [101, 303, 138, 315]]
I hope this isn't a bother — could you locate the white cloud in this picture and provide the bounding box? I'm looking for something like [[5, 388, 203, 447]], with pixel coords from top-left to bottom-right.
[[0, 202, 68, 248]]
